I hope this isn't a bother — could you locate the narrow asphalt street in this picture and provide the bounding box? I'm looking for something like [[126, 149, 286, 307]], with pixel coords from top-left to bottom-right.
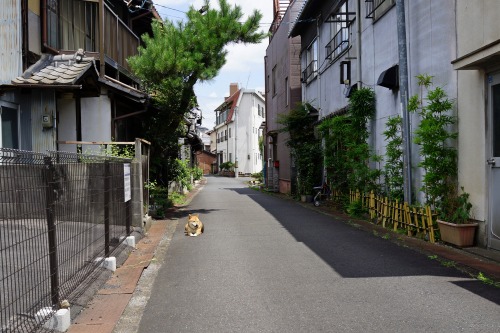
[[132, 176, 499, 332]]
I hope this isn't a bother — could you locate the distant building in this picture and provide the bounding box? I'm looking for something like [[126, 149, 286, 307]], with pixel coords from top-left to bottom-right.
[[213, 83, 265, 176], [197, 126, 212, 152], [264, 0, 304, 193]]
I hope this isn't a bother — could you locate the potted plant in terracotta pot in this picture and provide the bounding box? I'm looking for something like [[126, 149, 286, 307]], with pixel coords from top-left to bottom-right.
[[436, 187, 476, 247], [410, 75, 477, 247]]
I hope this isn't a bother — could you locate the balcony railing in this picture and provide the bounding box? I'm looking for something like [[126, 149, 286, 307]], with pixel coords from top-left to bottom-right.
[[104, 3, 140, 73], [302, 60, 318, 83], [326, 27, 349, 61]]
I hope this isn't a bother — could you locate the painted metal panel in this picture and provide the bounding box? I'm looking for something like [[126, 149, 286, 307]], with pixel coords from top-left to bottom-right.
[[19, 92, 32, 151], [0, 0, 22, 84], [31, 90, 57, 153]]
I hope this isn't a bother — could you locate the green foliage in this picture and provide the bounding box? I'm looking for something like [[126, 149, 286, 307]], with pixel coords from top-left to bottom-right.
[[169, 191, 187, 206], [383, 115, 404, 201], [410, 80, 457, 208], [347, 199, 366, 218], [442, 187, 473, 224], [220, 161, 235, 171], [100, 143, 135, 159], [128, 0, 266, 186], [251, 171, 263, 182], [410, 75, 471, 223], [319, 88, 380, 194], [278, 103, 323, 195], [171, 159, 193, 190], [258, 135, 264, 158], [477, 272, 500, 288], [145, 180, 171, 217], [191, 166, 203, 181]]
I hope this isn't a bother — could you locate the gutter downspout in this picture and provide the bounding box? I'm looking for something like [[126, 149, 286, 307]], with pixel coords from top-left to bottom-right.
[[226, 123, 229, 166], [99, 0, 105, 78], [396, 0, 412, 204], [356, 0, 362, 88], [317, 15, 321, 117], [235, 106, 239, 178]]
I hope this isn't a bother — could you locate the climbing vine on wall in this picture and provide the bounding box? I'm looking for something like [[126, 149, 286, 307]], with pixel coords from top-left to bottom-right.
[[319, 88, 381, 195], [383, 115, 404, 201], [278, 103, 323, 196]]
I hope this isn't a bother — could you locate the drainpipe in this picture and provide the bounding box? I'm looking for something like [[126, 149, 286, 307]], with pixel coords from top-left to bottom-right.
[[356, 0, 362, 88], [99, 0, 105, 78], [396, 0, 412, 204], [316, 15, 321, 116], [235, 106, 239, 178]]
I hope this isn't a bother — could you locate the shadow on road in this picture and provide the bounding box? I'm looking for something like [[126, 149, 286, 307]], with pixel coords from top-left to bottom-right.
[[167, 208, 223, 220], [224, 186, 500, 305]]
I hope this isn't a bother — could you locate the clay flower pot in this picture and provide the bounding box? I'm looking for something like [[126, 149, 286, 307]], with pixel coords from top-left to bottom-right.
[[437, 219, 478, 247]]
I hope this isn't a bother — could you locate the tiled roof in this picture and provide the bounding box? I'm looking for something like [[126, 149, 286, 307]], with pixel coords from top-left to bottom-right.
[[11, 51, 98, 86], [225, 90, 241, 123]]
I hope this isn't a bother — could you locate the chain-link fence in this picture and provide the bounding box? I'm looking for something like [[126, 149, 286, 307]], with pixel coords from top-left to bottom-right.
[[1, 148, 134, 332]]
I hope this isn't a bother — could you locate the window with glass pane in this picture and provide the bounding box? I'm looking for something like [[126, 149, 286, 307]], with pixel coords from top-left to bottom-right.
[[374, 0, 395, 19], [272, 65, 277, 96], [366, 0, 395, 20], [47, 0, 59, 48], [303, 39, 318, 82], [46, 0, 98, 51], [492, 84, 500, 156]]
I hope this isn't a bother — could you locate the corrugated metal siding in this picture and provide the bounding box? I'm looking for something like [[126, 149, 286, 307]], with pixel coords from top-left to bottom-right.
[[20, 92, 32, 151], [0, 0, 22, 84], [31, 90, 57, 153]]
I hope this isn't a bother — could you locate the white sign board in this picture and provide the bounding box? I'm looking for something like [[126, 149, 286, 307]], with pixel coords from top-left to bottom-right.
[[124, 163, 131, 202]]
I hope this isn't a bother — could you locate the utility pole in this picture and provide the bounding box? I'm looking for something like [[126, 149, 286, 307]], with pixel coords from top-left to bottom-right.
[[396, 0, 412, 205]]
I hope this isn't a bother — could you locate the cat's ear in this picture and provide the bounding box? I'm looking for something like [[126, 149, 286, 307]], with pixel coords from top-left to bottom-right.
[[188, 214, 192, 218], [194, 213, 199, 217]]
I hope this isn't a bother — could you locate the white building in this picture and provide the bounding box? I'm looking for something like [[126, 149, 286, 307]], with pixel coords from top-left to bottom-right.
[[213, 83, 266, 176]]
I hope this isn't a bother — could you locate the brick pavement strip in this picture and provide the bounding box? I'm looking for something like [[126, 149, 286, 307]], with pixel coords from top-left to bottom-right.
[[67, 221, 169, 333]]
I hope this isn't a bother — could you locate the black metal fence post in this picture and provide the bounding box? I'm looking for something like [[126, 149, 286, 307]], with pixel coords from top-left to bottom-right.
[[44, 156, 59, 307], [104, 160, 110, 257]]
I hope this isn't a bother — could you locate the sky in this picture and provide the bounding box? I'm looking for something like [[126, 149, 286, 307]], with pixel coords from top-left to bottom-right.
[[151, 0, 274, 128]]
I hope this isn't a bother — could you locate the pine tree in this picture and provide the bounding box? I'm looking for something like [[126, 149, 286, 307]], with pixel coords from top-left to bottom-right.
[[128, 0, 266, 184]]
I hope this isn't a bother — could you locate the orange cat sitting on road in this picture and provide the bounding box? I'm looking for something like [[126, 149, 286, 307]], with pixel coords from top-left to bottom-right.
[[185, 214, 204, 237]]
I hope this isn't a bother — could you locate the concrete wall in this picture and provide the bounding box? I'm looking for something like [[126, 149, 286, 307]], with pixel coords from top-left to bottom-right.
[[265, 1, 302, 194], [298, 0, 457, 203], [453, 0, 500, 246], [81, 92, 112, 153]]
